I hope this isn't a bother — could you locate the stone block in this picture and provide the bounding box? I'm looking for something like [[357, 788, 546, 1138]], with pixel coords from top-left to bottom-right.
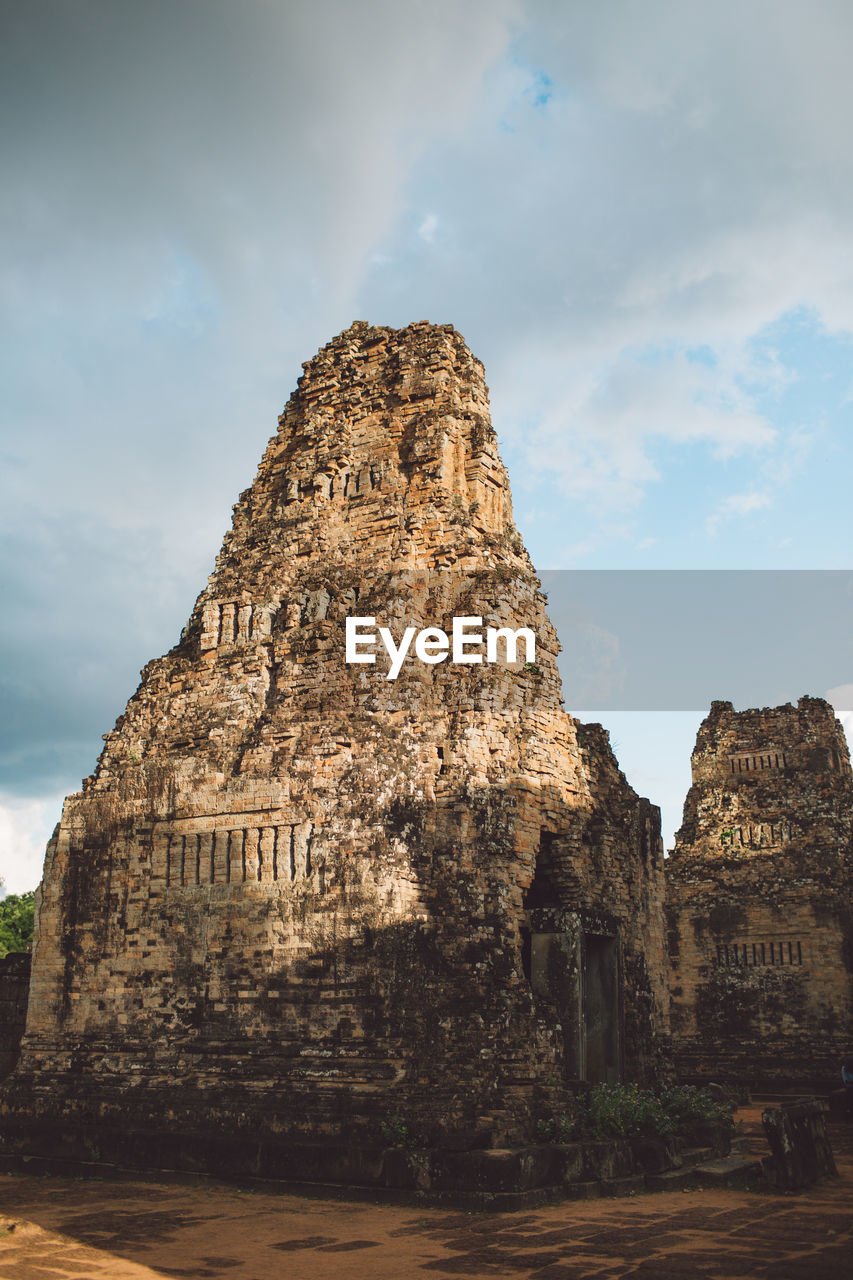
[[762, 1097, 838, 1189]]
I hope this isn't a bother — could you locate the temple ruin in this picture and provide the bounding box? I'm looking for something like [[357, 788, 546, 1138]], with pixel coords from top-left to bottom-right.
[[666, 697, 853, 1091], [0, 322, 668, 1186]]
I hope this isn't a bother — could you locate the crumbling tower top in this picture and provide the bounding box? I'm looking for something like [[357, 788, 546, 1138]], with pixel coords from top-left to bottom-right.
[[213, 320, 518, 588], [672, 695, 852, 862]]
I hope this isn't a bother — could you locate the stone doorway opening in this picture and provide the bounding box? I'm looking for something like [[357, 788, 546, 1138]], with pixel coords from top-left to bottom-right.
[[582, 933, 621, 1084]]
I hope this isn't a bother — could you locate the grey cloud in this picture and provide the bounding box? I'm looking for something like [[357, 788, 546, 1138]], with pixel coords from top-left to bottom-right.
[[366, 1, 853, 346], [0, 0, 519, 806], [0, 511, 199, 794], [2, 0, 518, 333], [357, 1, 853, 511]]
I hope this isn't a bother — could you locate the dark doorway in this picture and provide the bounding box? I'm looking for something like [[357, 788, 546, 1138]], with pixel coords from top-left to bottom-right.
[[583, 934, 620, 1084], [523, 831, 559, 910]]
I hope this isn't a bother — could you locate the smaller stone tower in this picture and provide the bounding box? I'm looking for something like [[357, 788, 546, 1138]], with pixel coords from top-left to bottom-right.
[[666, 697, 853, 1090]]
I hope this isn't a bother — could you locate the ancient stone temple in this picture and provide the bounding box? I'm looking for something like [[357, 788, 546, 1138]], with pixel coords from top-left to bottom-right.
[[2, 322, 667, 1186], [667, 697, 853, 1091]]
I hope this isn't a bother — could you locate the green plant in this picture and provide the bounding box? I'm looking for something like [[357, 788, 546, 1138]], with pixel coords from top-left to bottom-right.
[[535, 1117, 555, 1141], [554, 1113, 574, 1142], [658, 1084, 731, 1131], [0, 890, 36, 957], [562, 1083, 733, 1144], [380, 1111, 416, 1149], [578, 1083, 675, 1140]]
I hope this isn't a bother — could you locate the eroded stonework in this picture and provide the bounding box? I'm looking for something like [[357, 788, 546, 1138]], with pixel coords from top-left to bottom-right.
[[667, 697, 853, 1090], [2, 322, 667, 1179], [0, 954, 30, 1080]]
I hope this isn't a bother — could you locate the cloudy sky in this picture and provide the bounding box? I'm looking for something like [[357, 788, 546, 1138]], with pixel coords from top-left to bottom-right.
[[3, 0, 852, 892]]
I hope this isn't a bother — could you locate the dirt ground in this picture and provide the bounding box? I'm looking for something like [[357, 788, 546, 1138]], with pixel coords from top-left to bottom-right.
[[1, 1111, 851, 1280]]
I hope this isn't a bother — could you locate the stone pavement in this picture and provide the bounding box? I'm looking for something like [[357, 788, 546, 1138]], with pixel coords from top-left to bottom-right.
[[0, 1114, 851, 1280]]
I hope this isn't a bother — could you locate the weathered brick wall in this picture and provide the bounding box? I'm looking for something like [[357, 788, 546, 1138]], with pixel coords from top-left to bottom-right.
[[1, 323, 668, 1173], [667, 697, 853, 1090], [0, 953, 31, 1079]]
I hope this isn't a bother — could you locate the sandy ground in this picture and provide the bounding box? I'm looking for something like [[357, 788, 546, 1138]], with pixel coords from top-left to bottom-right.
[[1, 1112, 851, 1280]]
